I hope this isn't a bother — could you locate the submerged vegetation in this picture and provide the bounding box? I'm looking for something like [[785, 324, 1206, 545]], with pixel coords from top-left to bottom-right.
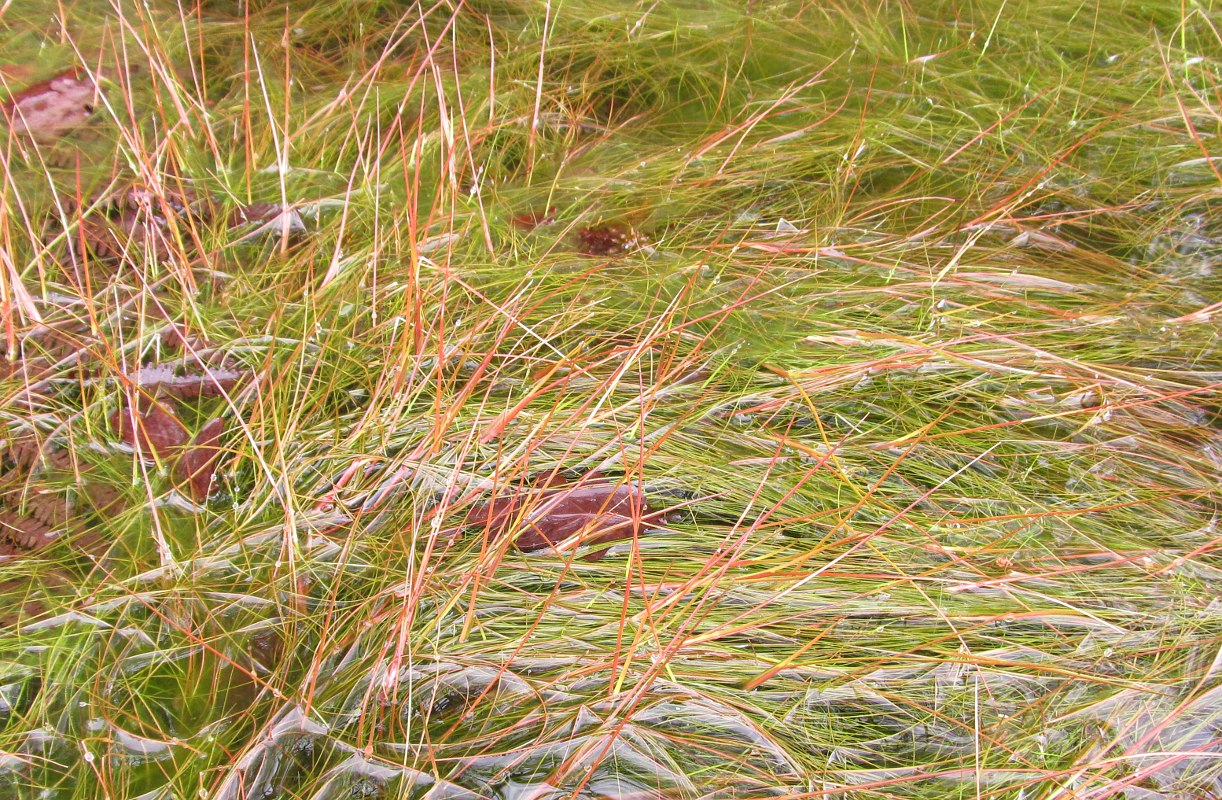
[[0, 0, 1220, 797]]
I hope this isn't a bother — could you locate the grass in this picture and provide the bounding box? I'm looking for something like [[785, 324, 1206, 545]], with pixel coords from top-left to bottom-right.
[[0, 0, 1220, 797]]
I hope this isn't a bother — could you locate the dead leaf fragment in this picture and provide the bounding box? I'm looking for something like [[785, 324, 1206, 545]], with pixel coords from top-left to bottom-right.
[[0, 571, 75, 628], [0, 493, 70, 554], [0, 438, 122, 562], [469, 481, 654, 554], [576, 224, 641, 256], [51, 184, 312, 266], [0, 64, 36, 83], [111, 397, 189, 460], [77, 206, 181, 262], [175, 417, 225, 500], [2, 69, 101, 142], [512, 207, 556, 231], [129, 362, 251, 400]]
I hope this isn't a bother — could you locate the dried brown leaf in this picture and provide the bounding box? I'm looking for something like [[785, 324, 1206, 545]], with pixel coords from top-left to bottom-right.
[[512, 207, 556, 231], [0, 572, 74, 628], [77, 208, 180, 261], [576, 224, 641, 256], [2, 69, 101, 142], [469, 481, 654, 554], [0, 438, 120, 563], [0, 503, 63, 554], [130, 362, 251, 399], [0, 64, 37, 83], [111, 397, 189, 460], [175, 417, 225, 501], [54, 185, 309, 265]]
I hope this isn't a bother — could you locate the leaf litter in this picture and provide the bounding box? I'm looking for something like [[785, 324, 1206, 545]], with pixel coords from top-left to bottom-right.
[[0, 355, 246, 563], [52, 184, 309, 266], [0, 437, 122, 559], [109, 361, 248, 498], [110, 395, 189, 460], [1, 68, 102, 142], [576, 223, 646, 256], [175, 416, 226, 501], [511, 206, 557, 231], [123, 361, 251, 400], [467, 478, 664, 557]]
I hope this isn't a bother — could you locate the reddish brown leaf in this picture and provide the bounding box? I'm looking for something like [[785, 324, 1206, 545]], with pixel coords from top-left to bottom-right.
[[529, 469, 591, 489], [2, 69, 101, 142], [0, 501, 65, 555], [175, 417, 225, 501], [111, 397, 189, 460], [116, 184, 204, 217], [576, 224, 641, 256], [511, 207, 556, 231], [160, 325, 195, 353], [46, 184, 193, 264], [78, 208, 179, 261], [52, 184, 311, 266], [469, 481, 654, 553], [0, 438, 121, 563], [130, 362, 251, 399]]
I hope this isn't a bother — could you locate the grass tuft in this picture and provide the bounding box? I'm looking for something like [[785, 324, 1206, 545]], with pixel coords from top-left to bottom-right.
[[1, 1, 1220, 798]]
